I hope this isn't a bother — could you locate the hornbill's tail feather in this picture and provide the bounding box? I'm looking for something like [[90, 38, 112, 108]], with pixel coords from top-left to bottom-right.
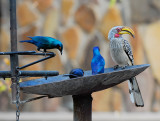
[[128, 77, 144, 107]]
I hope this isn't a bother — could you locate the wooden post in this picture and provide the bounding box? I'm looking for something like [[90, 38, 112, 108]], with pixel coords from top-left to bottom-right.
[[9, 0, 19, 103], [73, 94, 92, 121]]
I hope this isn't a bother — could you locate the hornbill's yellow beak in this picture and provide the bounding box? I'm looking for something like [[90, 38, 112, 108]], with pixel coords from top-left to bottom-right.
[[118, 27, 135, 38]]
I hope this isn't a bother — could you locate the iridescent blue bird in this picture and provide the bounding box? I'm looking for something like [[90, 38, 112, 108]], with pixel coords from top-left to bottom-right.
[[64, 68, 84, 79], [91, 46, 105, 75], [69, 68, 84, 78], [20, 36, 63, 55]]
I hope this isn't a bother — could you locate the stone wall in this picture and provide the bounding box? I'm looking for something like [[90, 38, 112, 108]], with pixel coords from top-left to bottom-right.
[[0, 0, 159, 112]]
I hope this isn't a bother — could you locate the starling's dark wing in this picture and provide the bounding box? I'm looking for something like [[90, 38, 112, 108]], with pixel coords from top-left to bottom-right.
[[38, 36, 51, 45], [29, 36, 53, 46], [123, 39, 134, 65], [91, 55, 105, 75], [97, 56, 105, 73]]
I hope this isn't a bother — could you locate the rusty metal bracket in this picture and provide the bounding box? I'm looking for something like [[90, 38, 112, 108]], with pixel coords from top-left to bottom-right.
[[0, 51, 56, 70], [17, 52, 55, 70], [20, 95, 48, 104], [11, 95, 48, 104]]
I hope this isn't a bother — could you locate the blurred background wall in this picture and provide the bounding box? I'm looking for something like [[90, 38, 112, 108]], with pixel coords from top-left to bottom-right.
[[0, 0, 159, 113]]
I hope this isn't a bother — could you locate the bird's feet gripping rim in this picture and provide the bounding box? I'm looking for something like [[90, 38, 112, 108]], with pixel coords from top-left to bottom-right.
[[114, 65, 128, 70], [45, 51, 54, 53], [38, 49, 54, 54], [129, 89, 134, 94], [114, 65, 119, 70], [39, 50, 54, 56], [129, 89, 139, 94], [121, 65, 127, 69]]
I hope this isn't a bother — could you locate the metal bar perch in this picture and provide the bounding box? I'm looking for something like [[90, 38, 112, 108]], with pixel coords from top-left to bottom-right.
[[0, 51, 55, 56], [0, 71, 59, 78], [18, 71, 59, 77]]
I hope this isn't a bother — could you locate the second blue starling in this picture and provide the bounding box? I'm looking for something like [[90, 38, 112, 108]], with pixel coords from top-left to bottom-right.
[[20, 36, 63, 55], [64, 68, 84, 79], [91, 46, 105, 75], [69, 68, 84, 78]]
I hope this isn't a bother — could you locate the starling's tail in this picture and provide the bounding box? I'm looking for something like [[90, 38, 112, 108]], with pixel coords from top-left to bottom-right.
[[128, 77, 144, 107], [19, 40, 34, 44], [63, 74, 73, 76], [63, 74, 81, 78]]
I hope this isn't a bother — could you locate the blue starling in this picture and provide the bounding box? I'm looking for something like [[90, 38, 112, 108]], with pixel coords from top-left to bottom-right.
[[64, 68, 84, 79], [91, 46, 105, 75], [20, 36, 63, 55]]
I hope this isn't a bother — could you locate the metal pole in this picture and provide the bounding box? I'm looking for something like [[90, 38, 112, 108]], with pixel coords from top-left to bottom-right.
[[73, 94, 92, 121], [9, 0, 19, 103]]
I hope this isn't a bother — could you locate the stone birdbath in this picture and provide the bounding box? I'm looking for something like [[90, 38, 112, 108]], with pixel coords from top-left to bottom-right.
[[20, 64, 149, 121]]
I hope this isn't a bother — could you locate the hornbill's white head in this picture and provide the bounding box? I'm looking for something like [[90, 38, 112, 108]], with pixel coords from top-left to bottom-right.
[[108, 26, 135, 40]]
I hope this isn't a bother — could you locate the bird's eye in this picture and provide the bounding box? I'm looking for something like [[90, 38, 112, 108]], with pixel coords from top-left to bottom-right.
[[59, 46, 61, 50], [116, 28, 121, 32]]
